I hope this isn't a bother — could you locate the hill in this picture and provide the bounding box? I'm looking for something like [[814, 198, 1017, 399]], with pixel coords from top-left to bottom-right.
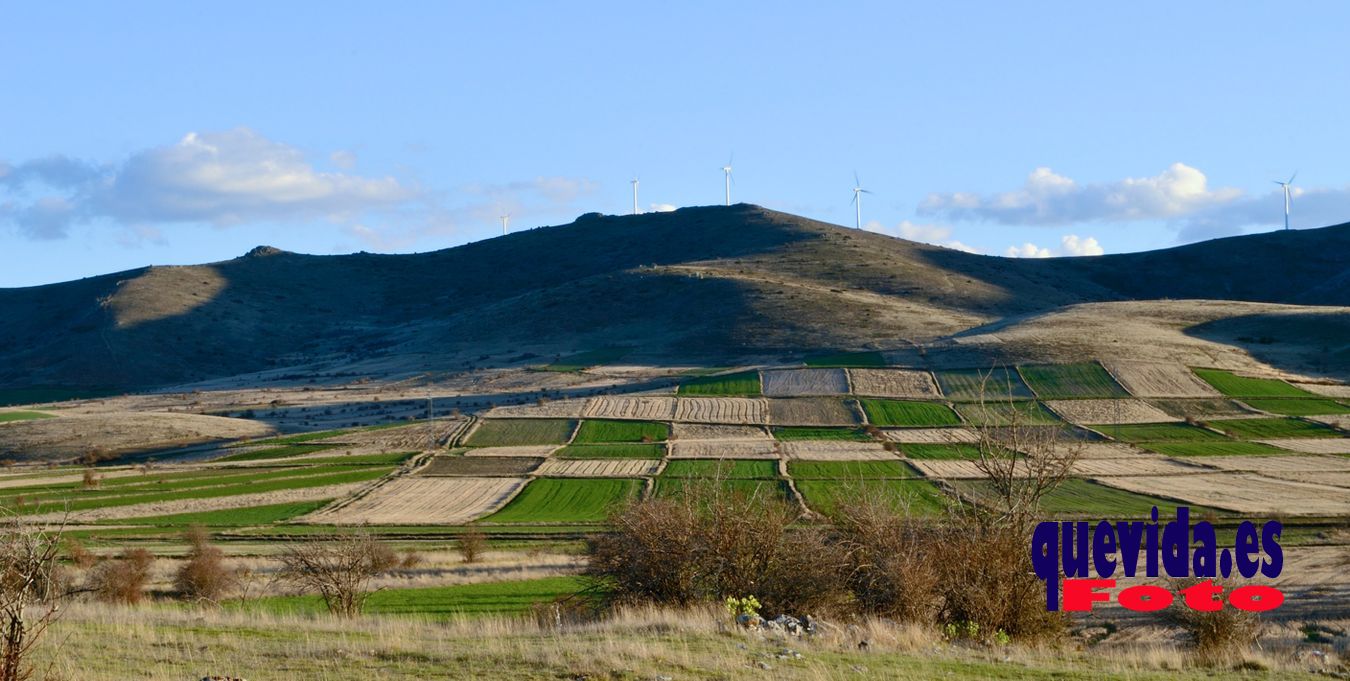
[[1, 204, 1348, 390]]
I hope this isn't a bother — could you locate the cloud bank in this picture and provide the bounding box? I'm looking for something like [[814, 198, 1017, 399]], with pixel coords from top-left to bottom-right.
[[1005, 234, 1104, 258]]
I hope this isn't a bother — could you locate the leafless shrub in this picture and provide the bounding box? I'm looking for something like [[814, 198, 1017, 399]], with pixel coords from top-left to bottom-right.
[[457, 529, 487, 564], [398, 550, 424, 570], [87, 548, 154, 605], [1169, 578, 1261, 663], [63, 539, 96, 570], [79, 470, 100, 490], [174, 526, 238, 605], [276, 533, 394, 618], [832, 490, 942, 623], [0, 514, 65, 681]]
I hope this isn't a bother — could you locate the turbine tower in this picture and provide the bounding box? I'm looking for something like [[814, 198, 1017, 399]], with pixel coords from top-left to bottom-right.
[[499, 214, 510, 236], [722, 155, 734, 206], [850, 172, 872, 229], [1273, 172, 1297, 231], [631, 177, 640, 215]]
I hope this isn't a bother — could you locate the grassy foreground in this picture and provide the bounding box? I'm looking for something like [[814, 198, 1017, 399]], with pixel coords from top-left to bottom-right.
[[32, 603, 1317, 680]]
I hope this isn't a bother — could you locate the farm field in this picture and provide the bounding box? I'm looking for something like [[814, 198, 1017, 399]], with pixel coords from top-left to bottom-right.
[[898, 443, 982, 459], [0, 410, 56, 423], [464, 419, 576, 447], [847, 369, 940, 398], [483, 478, 641, 523], [111, 499, 332, 527], [1095, 472, 1350, 516], [215, 443, 339, 463], [771, 426, 871, 441], [953, 478, 1207, 518], [912, 457, 1201, 479], [488, 398, 592, 419], [674, 397, 766, 424], [554, 443, 665, 459], [880, 427, 979, 444], [652, 477, 790, 501], [418, 456, 543, 476], [781, 440, 895, 461], [582, 396, 677, 421], [1241, 397, 1350, 416], [1191, 455, 1350, 475], [1072, 443, 1156, 459], [1206, 417, 1341, 439], [934, 367, 1034, 401], [670, 423, 767, 440], [533, 459, 661, 477], [1255, 438, 1350, 454], [796, 479, 947, 517], [952, 401, 1060, 426], [765, 397, 859, 426], [858, 399, 960, 427], [572, 419, 669, 443], [1136, 441, 1288, 457], [1293, 382, 1350, 398], [1018, 363, 1130, 399], [787, 460, 919, 479], [305, 476, 525, 525], [462, 445, 559, 457], [1102, 422, 1229, 442], [677, 370, 761, 395], [668, 439, 778, 458], [1043, 399, 1178, 425], [238, 575, 587, 618], [1191, 368, 1313, 397], [1146, 398, 1259, 420], [1100, 360, 1221, 398], [661, 459, 778, 479], [760, 368, 849, 396]]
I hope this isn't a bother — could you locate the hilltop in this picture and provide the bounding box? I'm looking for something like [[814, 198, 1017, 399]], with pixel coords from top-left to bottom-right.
[[1, 204, 1348, 391]]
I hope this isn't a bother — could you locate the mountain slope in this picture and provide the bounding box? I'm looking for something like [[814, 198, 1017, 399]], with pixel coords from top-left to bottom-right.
[[1, 204, 1347, 389]]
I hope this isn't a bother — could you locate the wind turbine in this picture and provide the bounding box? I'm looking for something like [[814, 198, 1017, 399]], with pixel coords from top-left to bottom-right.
[[850, 172, 872, 229], [722, 154, 734, 206], [631, 177, 640, 215], [499, 214, 510, 236], [1273, 172, 1297, 231]]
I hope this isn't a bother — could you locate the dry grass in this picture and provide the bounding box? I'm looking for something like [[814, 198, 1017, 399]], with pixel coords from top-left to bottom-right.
[[1101, 361, 1221, 398], [533, 459, 661, 477], [667, 439, 778, 459], [848, 369, 941, 398], [765, 398, 860, 426], [880, 428, 979, 444], [304, 477, 526, 525], [761, 368, 850, 396], [673, 397, 767, 424], [1254, 438, 1350, 454], [461, 445, 560, 457], [1184, 454, 1350, 474], [487, 399, 593, 419], [1291, 382, 1350, 398], [1095, 472, 1350, 515], [781, 441, 897, 461], [1043, 399, 1179, 425], [670, 423, 770, 440], [583, 396, 678, 420]]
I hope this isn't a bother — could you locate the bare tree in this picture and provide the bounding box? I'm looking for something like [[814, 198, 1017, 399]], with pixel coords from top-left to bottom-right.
[[276, 533, 397, 618], [0, 514, 65, 681]]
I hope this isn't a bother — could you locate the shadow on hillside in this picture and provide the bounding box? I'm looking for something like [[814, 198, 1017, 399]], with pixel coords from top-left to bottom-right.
[[1184, 311, 1350, 382]]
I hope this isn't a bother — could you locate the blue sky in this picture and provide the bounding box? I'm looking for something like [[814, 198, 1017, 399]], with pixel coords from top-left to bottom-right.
[[3, 1, 1349, 287]]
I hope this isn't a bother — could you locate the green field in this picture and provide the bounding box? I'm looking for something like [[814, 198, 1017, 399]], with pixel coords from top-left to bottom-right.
[[900, 443, 983, 459], [652, 477, 790, 501], [955, 479, 1215, 518], [934, 367, 1035, 401], [554, 443, 665, 459], [234, 429, 351, 447], [1207, 417, 1341, 439], [1240, 397, 1350, 416], [543, 347, 631, 372], [803, 351, 886, 367], [858, 399, 961, 427], [464, 419, 576, 446], [796, 479, 947, 517], [1138, 441, 1289, 457], [661, 459, 778, 479], [770, 426, 871, 441], [1191, 368, 1312, 398], [677, 370, 762, 395], [110, 499, 331, 527], [1147, 398, 1257, 420], [0, 387, 119, 407], [285, 452, 417, 466], [952, 401, 1060, 426], [787, 460, 919, 479], [1018, 363, 1129, 399], [1104, 422, 1228, 442], [235, 575, 587, 618], [484, 478, 641, 523], [214, 443, 339, 463], [0, 410, 56, 423], [572, 419, 669, 443]]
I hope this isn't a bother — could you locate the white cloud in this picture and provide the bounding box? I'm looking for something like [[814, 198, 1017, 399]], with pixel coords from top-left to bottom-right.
[[919, 163, 1243, 226], [329, 150, 358, 169], [1005, 234, 1104, 258], [863, 219, 982, 253], [649, 203, 677, 213]]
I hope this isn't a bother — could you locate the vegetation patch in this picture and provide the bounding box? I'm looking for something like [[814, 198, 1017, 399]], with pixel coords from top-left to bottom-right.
[[952, 401, 1059, 426], [419, 456, 544, 476], [554, 443, 665, 459], [677, 370, 762, 395], [1241, 397, 1350, 416], [770, 426, 871, 441], [803, 350, 886, 367], [572, 419, 669, 443], [1147, 398, 1256, 420], [1018, 363, 1129, 399], [1104, 422, 1229, 442], [901, 443, 983, 460], [653, 477, 790, 501], [953, 478, 1211, 518], [796, 479, 947, 517], [934, 367, 1034, 401], [765, 397, 860, 426], [787, 460, 919, 479], [1138, 441, 1289, 457], [543, 347, 631, 372], [1191, 368, 1313, 397], [111, 499, 332, 526], [236, 575, 587, 618], [215, 444, 339, 463], [859, 399, 961, 427], [0, 410, 56, 423], [661, 459, 778, 479], [464, 419, 576, 447], [484, 478, 641, 523], [1207, 417, 1341, 439]]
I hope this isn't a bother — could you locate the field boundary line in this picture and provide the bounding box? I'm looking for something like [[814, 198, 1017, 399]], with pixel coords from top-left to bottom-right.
[[843, 368, 857, 395], [455, 416, 482, 447], [1099, 361, 1136, 399], [1014, 365, 1040, 399]]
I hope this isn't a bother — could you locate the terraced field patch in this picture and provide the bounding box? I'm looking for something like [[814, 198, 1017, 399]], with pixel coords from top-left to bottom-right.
[[112, 499, 332, 527], [1073, 443, 1157, 459], [1254, 438, 1350, 454], [1192, 369, 1312, 397], [1241, 398, 1350, 416], [0, 410, 55, 423], [880, 427, 979, 444], [572, 419, 669, 443], [934, 367, 1034, 401], [1191, 455, 1350, 475], [668, 439, 778, 459], [952, 401, 1059, 426], [237, 575, 586, 619], [419, 456, 543, 477], [652, 477, 790, 501], [462, 445, 559, 457], [670, 423, 768, 440], [1104, 423, 1228, 442], [1095, 473, 1350, 516], [464, 419, 576, 447], [554, 443, 665, 459], [1019, 363, 1129, 399], [1137, 441, 1289, 457], [766, 398, 859, 426], [796, 479, 947, 517], [788, 460, 919, 479], [804, 351, 885, 367], [847, 369, 940, 398], [674, 397, 767, 424], [781, 440, 894, 461], [1207, 417, 1341, 440], [488, 399, 592, 419], [761, 368, 849, 396], [954, 478, 1208, 518], [899, 443, 982, 460], [215, 444, 339, 463], [534, 459, 661, 477], [1101, 361, 1220, 398], [1044, 399, 1178, 425], [771, 426, 871, 441], [913, 457, 1198, 479], [858, 399, 960, 427], [677, 371, 762, 396], [483, 477, 641, 523], [583, 396, 677, 421], [308, 476, 526, 525], [1147, 398, 1259, 420], [661, 459, 778, 479], [1291, 382, 1350, 398]]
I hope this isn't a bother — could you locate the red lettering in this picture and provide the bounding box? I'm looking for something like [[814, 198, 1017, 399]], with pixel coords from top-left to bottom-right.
[[1229, 585, 1284, 612], [1181, 580, 1224, 612], [1062, 578, 1114, 611], [1118, 584, 1174, 612]]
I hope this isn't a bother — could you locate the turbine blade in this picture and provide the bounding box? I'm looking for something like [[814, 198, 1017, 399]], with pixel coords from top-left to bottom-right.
[[1288, 171, 1298, 184], [854, 171, 861, 187]]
